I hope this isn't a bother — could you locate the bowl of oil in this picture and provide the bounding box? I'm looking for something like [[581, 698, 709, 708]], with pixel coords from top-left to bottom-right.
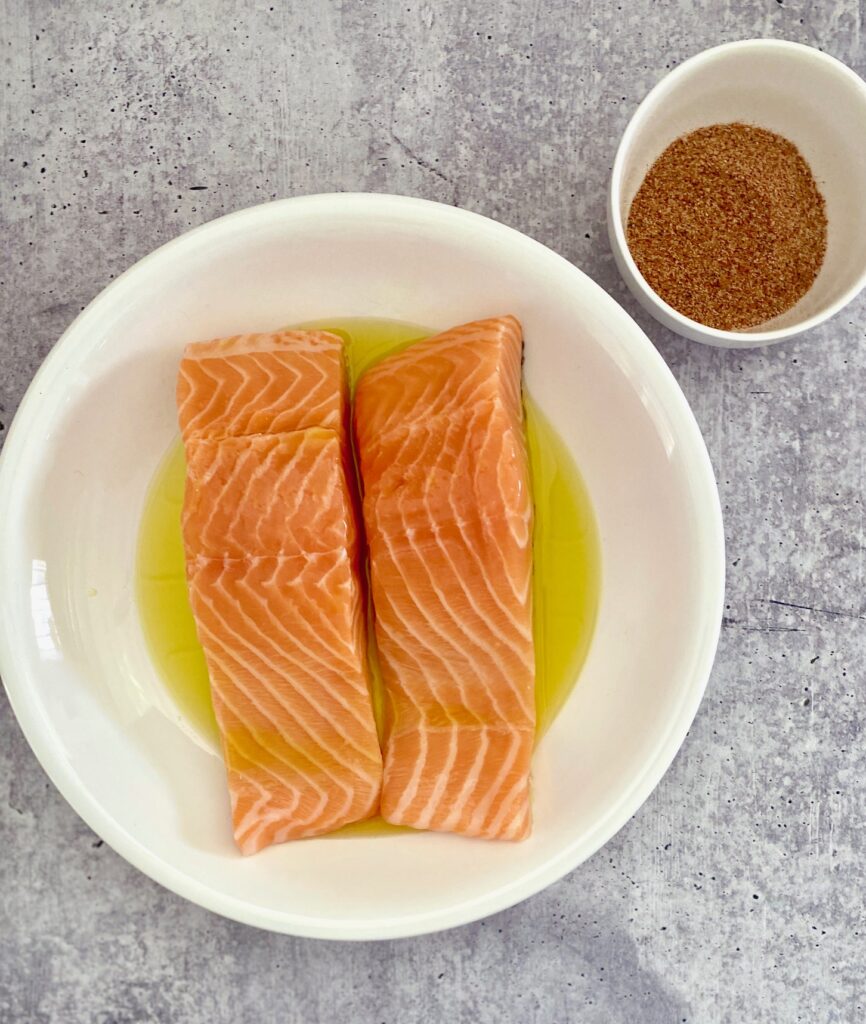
[[0, 194, 723, 938]]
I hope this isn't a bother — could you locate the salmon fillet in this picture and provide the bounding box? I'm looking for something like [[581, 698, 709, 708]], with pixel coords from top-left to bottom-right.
[[354, 316, 535, 840], [182, 431, 357, 560], [177, 330, 382, 853], [177, 331, 348, 445]]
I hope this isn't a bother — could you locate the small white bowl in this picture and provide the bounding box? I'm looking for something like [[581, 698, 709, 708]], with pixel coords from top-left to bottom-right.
[[608, 39, 866, 348], [0, 194, 724, 938]]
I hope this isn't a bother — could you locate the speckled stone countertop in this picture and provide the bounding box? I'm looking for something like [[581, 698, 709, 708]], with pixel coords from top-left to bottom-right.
[[2, 2, 864, 1022]]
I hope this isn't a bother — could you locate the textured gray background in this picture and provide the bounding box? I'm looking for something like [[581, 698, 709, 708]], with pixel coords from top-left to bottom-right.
[[1, 1, 864, 1022]]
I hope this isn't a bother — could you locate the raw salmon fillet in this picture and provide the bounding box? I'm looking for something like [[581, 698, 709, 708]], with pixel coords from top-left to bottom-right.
[[177, 331, 347, 445], [177, 330, 382, 854], [354, 316, 535, 840]]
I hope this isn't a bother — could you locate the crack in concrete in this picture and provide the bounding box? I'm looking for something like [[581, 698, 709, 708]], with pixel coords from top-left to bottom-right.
[[763, 598, 866, 621], [722, 616, 804, 633], [389, 131, 459, 201]]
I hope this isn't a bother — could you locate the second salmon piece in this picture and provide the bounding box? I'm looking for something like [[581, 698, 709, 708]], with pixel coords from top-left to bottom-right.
[[178, 330, 382, 853], [354, 316, 535, 840]]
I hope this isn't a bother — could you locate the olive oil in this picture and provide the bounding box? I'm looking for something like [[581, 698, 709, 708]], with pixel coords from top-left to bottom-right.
[[136, 440, 217, 739], [136, 318, 601, 834]]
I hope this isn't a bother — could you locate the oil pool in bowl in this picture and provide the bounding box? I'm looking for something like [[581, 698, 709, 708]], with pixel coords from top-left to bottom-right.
[[136, 318, 601, 837]]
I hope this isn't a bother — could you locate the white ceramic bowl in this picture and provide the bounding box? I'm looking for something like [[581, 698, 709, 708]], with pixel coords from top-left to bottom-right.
[[0, 194, 724, 939], [609, 39, 866, 348]]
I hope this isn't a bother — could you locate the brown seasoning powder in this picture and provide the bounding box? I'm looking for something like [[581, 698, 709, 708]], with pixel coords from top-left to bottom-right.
[[626, 123, 827, 331]]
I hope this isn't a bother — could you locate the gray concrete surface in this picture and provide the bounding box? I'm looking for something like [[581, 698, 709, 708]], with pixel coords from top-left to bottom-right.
[[2, 1, 864, 1021]]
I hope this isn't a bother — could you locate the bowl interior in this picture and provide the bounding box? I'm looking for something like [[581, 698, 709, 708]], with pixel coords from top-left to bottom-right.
[[0, 196, 723, 938], [615, 42, 866, 333]]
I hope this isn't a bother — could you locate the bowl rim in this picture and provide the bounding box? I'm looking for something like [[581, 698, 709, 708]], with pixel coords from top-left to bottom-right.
[[0, 192, 726, 939], [608, 38, 866, 348]]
